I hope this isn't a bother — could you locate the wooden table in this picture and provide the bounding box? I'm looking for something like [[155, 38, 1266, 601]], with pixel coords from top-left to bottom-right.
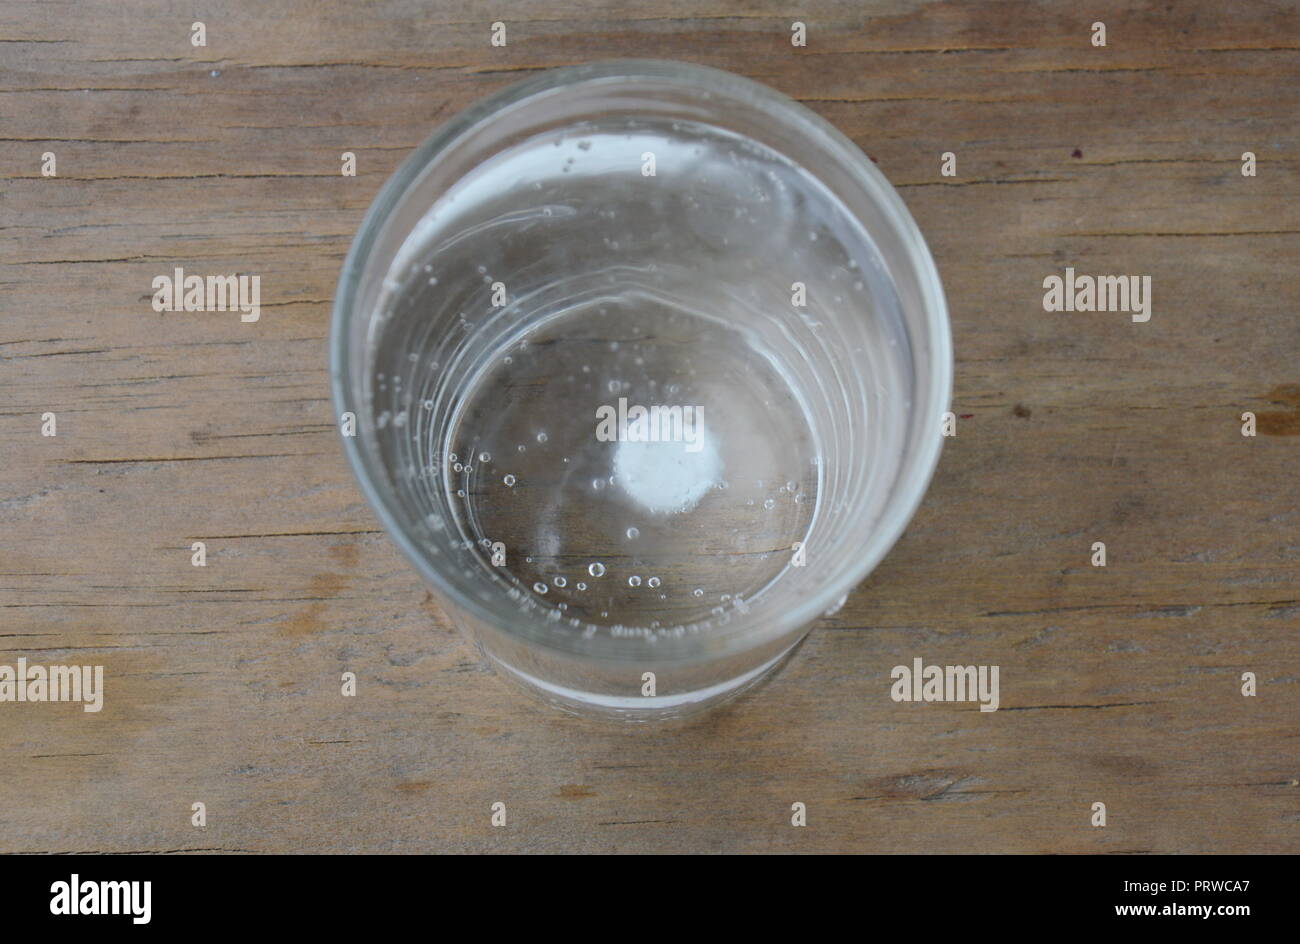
[[2, 0, 1296, 854]]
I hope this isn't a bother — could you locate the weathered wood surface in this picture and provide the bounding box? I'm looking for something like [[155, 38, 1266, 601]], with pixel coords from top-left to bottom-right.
[[1, 0, 1296, 854]]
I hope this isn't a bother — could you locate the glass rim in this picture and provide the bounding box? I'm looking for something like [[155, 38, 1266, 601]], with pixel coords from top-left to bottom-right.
[[330, 58, 953, 661]]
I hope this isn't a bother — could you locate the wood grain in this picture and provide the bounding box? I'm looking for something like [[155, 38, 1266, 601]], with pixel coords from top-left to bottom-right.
[[1, 0, 1297, 854]]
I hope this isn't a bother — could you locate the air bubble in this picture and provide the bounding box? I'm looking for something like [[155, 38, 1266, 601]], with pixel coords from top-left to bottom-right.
[[693, 588, 704, 597], [503, 474, 516, 486], [533, 582, 548, 594], [625, 527, 639, 539], [479, 452, 491, 462], [588, 562, 606, 577], [536, 432, 548, 444], [628, 576, 642, 587], [647, 576, 661, 589], [554, 576, 567, 588]]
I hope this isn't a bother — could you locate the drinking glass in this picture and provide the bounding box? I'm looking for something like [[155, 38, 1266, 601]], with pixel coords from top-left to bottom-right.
[[330, 60, 952, 720]]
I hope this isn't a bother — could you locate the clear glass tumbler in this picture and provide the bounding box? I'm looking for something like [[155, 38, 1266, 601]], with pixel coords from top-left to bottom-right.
[[330, 60, 951, 721]]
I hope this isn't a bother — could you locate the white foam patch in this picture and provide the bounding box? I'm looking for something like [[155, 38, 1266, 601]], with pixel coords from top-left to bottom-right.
[[614, 423, 721, 514]]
